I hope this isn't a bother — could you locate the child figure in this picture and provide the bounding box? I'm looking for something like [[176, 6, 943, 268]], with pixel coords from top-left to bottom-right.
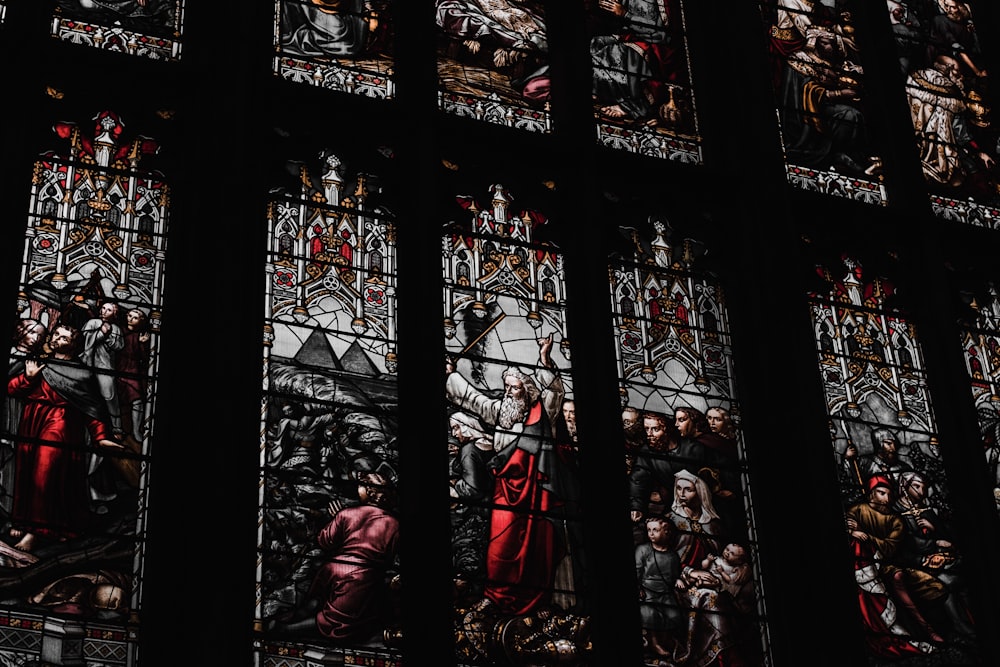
[[674, 543, 752, 663], [635, 516, 683, 659], [700, 544, 750, 604]]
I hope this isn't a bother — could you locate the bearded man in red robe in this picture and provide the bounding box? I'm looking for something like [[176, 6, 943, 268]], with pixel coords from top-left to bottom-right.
[[446, 335, 580, 615], [6, 324, 121, 553]]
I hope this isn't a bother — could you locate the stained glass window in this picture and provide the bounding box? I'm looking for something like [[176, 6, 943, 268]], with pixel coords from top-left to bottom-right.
[[442, 184, 591, 664], [52, 0, 184, 61], [611, 219, 770, 666], [760, 0, 886, 204], [587, 0, 701, 162], [887, 1, 1000, 227], [256, 148, 402, 665], [275, 1, 394, 98], [1, 111, 166, 664], [436, 1, 551, 133], [957, 281, 1000, 513], [808, 254, 980, 662]]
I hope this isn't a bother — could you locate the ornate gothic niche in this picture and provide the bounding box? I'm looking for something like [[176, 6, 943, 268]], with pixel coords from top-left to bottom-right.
[[759, 0, 887, 205], [887, 0, 1000, 227], [435, 0, 552, 134], [586, 0, 702, 163], [807, 252, 981, 663], [441, 183, 592, 666], [2, 110, 168, 666], [951, 264, 1000, 515], [275, 0, 395, 99], [257, 146, 403, 665], [610, 215, 772, 667], [52, 0, 185, 61]]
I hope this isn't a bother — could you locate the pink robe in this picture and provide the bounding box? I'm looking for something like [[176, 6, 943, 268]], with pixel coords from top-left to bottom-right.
[[311, 504, 400, 641]]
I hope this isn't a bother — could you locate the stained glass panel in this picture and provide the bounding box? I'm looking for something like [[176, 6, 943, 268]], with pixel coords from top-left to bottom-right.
[[888, 0, 1000, 227], [52, 0, 184, 61], [255, 150, 403, 665], [760, 0, 886, 204], [612, 219, 770, 666], [275, 0, 395, 99], [957, 282, 1000, 513], [442, 185, 591, 664], [436, 1, 551, 133], [587, 0, 702, 162], [1, 111, 167, 664], [808, 255, 980, 663]]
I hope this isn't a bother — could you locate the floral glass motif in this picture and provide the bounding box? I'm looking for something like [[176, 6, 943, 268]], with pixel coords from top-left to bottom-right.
[[587, 0, 702, 162], [808, 255, 979, 663], [256, 151, 402, 666], [760, 0, 886, 204], [52, 0, 184, 61], [443, 185, 591, 665], [612, 220, 770, 667], [2, 111, 166, 664], [957, 282, 1000, 515], [276, 0, 394, 99], [888, 0, 1000, 227], [436, 1, 551, 133]]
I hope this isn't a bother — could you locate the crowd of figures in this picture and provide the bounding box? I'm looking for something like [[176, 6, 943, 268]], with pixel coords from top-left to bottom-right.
[[623, 404, 763, 667], [808, 258, 983, 664], [834, 423, 979, 663], [1, 296, 152, 620], [890, 0, 1000, 204]]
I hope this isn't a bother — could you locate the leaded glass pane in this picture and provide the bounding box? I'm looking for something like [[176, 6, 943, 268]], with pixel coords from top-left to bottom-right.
[[957, 282, 1000, 513], [443, 185, 591, 664], [760, 0, 887, 204], [255, 150, 402, 665], [612, 219, 770, 666], [436, 1, 551, 133], [52, 0, 184, 61], [808, 255, 980, 662], [888, 1, 1000, 227], [588, 0, 702, 162], [275, 0, 395, 99], [1, 111, 167, 665]]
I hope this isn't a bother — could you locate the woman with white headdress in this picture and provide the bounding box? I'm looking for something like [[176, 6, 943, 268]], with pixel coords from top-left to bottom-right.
[[668, 469, 752, 666], [668, 469, 722, 570]]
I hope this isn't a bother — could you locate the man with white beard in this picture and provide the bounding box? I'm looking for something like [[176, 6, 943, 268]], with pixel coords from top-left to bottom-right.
[[445, 335, 577, 615]]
